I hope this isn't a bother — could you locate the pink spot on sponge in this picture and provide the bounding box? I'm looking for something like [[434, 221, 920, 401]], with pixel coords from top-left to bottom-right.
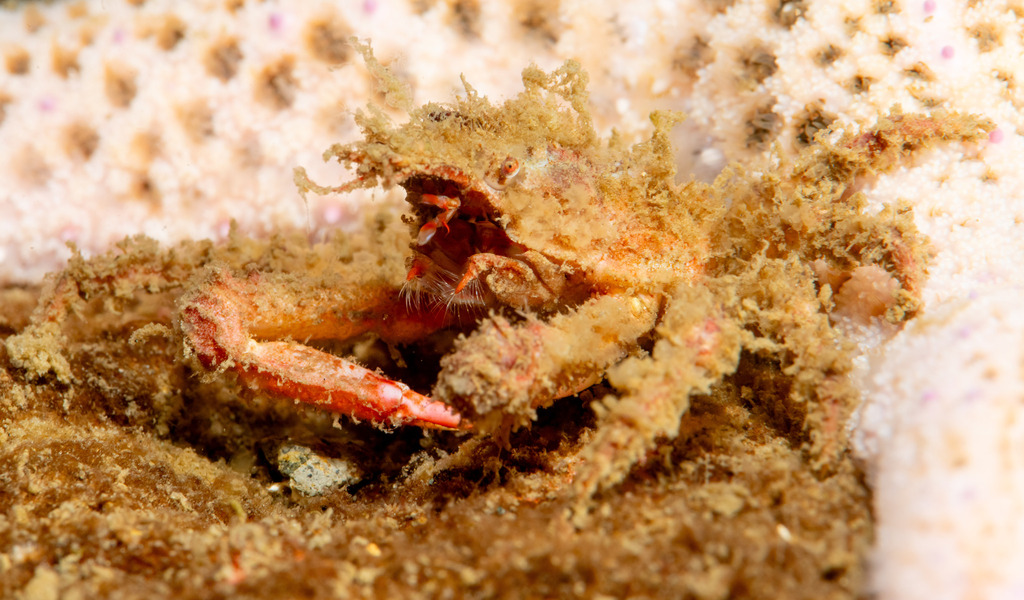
[[322, 203, 353, 225], [940, 45, 955, 59], [215, 220, 233, 240], [59, 226, 81, 243], [923, 0, 936, 14], [989, 129, 1004, 144], [268, 12, 284, 32]]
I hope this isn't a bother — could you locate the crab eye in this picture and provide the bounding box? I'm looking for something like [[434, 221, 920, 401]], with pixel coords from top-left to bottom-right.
[[501, 157, 520, 178], [485, 156, 522, 191]]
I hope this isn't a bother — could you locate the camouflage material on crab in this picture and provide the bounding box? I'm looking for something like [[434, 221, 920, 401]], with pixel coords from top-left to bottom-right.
[[571, 110, 993, 490], [289, 52, 993, 494], [301, 59, 711, 296], [712, 110, 993, 322]]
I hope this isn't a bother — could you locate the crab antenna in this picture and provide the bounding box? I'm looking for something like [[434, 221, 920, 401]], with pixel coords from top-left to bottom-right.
[[293, 167, 368, 199]]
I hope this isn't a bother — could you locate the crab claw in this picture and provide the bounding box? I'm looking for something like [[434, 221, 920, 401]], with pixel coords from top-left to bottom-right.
[[406, 257, 429, 281], [244, 341, 464, 429], [180, 271, 466, 430], [416, 194, 461, 246], [417, 222, 438, 246], [421, 193, 460, 218]]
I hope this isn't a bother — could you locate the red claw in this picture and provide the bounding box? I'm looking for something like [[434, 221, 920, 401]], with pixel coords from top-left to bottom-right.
[[406, 257, 428, 281], [417, 222, 438, 246], [180, 272, 465, 430], [418, 194, 460, 244]]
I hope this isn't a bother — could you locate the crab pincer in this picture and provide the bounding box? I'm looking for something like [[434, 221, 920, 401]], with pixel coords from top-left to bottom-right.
[[415, 194, 461, 245], [179, 270, 464, 430]]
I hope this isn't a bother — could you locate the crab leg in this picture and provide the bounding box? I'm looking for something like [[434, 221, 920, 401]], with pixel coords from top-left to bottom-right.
[[452, 252, 560, 308], [179, 270, 463, 429], [572, 285, 742, 500], [450, 250, 578, 310], [435, 293, 661, 432]]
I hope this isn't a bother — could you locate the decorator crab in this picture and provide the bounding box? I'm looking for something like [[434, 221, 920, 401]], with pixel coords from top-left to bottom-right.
[[8, 47, 990, 497], [173, 48, 990, 493], [179, 57, 711, 437]]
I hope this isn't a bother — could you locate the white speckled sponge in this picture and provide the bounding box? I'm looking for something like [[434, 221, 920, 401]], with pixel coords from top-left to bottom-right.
[[856, 290, 1024, 600], [0, 0, 707, 283]]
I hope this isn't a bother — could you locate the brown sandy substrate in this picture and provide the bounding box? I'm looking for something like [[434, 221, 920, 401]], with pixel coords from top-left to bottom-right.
[[0, 271, 870, 599]]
